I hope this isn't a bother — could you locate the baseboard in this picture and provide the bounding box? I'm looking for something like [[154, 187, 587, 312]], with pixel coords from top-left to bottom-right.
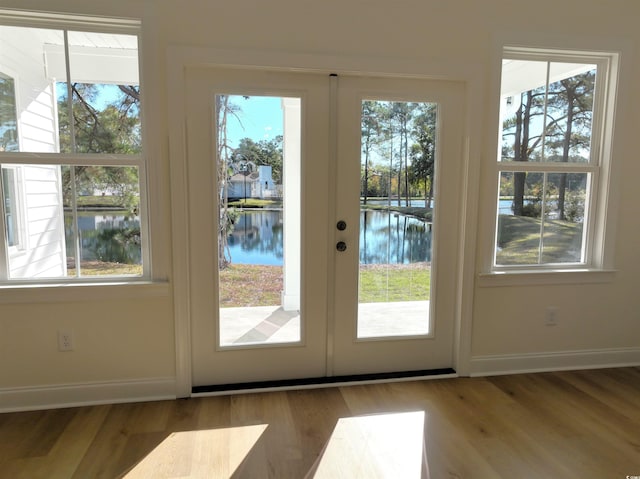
[[0, 377, 176, 412], [468, 347, 640, 376]]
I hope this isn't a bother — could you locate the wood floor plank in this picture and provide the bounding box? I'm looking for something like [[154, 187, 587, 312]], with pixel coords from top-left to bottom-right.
[[488, 372, 640, 477], [430, 377, 574, 478], [43, 404, 112, 479], [286, 387, 351, 473], [71, 403, 141, 479], [1, 368, 640, 478]]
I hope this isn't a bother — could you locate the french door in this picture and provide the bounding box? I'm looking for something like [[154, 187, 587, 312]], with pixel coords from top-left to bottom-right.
[[185, 67, 463, 388]]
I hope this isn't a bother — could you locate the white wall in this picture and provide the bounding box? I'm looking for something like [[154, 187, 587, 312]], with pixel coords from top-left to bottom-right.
[[0, 0, 639, 410]]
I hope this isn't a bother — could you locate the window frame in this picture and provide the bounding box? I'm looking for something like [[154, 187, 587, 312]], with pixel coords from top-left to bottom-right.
[[486, 46, 619, 279], [0, 10, 150, 284]]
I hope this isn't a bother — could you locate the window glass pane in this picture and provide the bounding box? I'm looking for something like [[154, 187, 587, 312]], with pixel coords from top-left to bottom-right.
[[496, 171, 543, 265], [500, 60, 548, 162], [500, 60, 597, 165], [4, 164, 66, 278], [61, 31, 140, 154], [57, 82, 141, 154], [62, 165, 142, 277], [0, 26, 64, 153], [2, 163, 141, 279], [0, 26, 140, 155], [496, 171, 587, 266], [544, 63, 596, 164], [0, 73, 19, 152], [541, 172, 587, 263]]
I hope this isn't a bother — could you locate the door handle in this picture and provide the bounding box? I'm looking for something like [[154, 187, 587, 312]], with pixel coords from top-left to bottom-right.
[[336, 241, 347, 252], [336, 220, 347, 231]]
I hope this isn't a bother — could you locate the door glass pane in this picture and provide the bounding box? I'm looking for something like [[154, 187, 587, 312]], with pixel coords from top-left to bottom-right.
[[358, 100, 436, 338], [216, 95, 301, 347]]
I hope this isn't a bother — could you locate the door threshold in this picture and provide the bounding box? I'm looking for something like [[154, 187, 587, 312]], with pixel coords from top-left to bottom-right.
[[192, 368, 457, 397]]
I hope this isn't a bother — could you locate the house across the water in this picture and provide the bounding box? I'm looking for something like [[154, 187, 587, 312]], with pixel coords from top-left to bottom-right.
[[228, 165, 278, 200]]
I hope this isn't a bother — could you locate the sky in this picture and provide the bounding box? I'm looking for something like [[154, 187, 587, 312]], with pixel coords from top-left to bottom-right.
[[224, 95, 284, 148]]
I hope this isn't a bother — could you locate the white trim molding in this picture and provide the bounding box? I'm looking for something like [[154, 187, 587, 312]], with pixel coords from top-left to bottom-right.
[[0, 280, 170, 304], [0, 377, 176, 413], [469, 347, 640, 377]]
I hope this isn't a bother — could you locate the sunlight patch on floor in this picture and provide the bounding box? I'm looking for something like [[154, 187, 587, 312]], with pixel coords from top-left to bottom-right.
[[122, 424, 268, 478], [306, 411, 427, 478]]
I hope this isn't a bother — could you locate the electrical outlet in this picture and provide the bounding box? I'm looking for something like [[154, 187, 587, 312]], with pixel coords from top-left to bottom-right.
[[58, 330, 74, 351], [545, 307, 558, 326]]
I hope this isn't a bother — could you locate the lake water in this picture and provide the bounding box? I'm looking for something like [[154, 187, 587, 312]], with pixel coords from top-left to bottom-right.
[[71, 201, 515, 267], [227, 209, 431, 266], [368, 198, 518, 215], [66, 211, 141, 264]]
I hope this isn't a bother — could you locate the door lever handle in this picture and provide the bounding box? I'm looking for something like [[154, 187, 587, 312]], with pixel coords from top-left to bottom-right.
[[336, 241, 347, 252]]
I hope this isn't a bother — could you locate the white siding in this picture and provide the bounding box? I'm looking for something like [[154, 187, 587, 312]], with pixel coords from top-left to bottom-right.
[[1, 26, 67, 278], [8, 165, 66, 278], [0, 25, 61, 153]]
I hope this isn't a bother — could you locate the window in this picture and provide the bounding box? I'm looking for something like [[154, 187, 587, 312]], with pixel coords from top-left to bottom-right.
[[492, 47, 617, 272], [0, 13, 147, 281]]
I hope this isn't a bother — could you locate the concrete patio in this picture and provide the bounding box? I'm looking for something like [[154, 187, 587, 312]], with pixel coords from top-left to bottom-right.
[[219, 301, 430, 347]]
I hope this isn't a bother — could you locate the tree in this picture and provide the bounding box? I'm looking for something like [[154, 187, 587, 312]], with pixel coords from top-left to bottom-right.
[[0, 75, 18, 151], [410, 103, 437, 208], [544, 71, 594, 219], [216, 95, 242, 269], [58, 83, 141, 155], [372, 102, 404, 206], [231, 136, 283, 183], [390, 102, 413, 207], [502, 67, 594, 219], [361, 100, 383, 204], [57, 82, 141, 213], [503, 88, 544, 215]]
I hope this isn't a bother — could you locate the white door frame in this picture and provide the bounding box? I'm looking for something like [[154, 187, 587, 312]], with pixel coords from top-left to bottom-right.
[[167, 46, 479, 398]]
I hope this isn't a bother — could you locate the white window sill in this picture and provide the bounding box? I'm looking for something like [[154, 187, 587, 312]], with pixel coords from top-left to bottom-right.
[[0, 280, 171, 304], [477, 269, 616, 287]]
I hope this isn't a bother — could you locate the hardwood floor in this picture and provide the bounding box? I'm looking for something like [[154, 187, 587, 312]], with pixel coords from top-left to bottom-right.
[[1, 368, 640, 478]]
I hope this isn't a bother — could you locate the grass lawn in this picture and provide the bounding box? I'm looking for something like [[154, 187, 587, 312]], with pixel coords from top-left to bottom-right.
[[359, 263, 430, 302], [74, 260, 432, 307], [218, 262, 430, 307], [219, 264, 284, 307], [68, 261, 143, 276], [75, 196, 130, 209], [227, 199, 282, 208]]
